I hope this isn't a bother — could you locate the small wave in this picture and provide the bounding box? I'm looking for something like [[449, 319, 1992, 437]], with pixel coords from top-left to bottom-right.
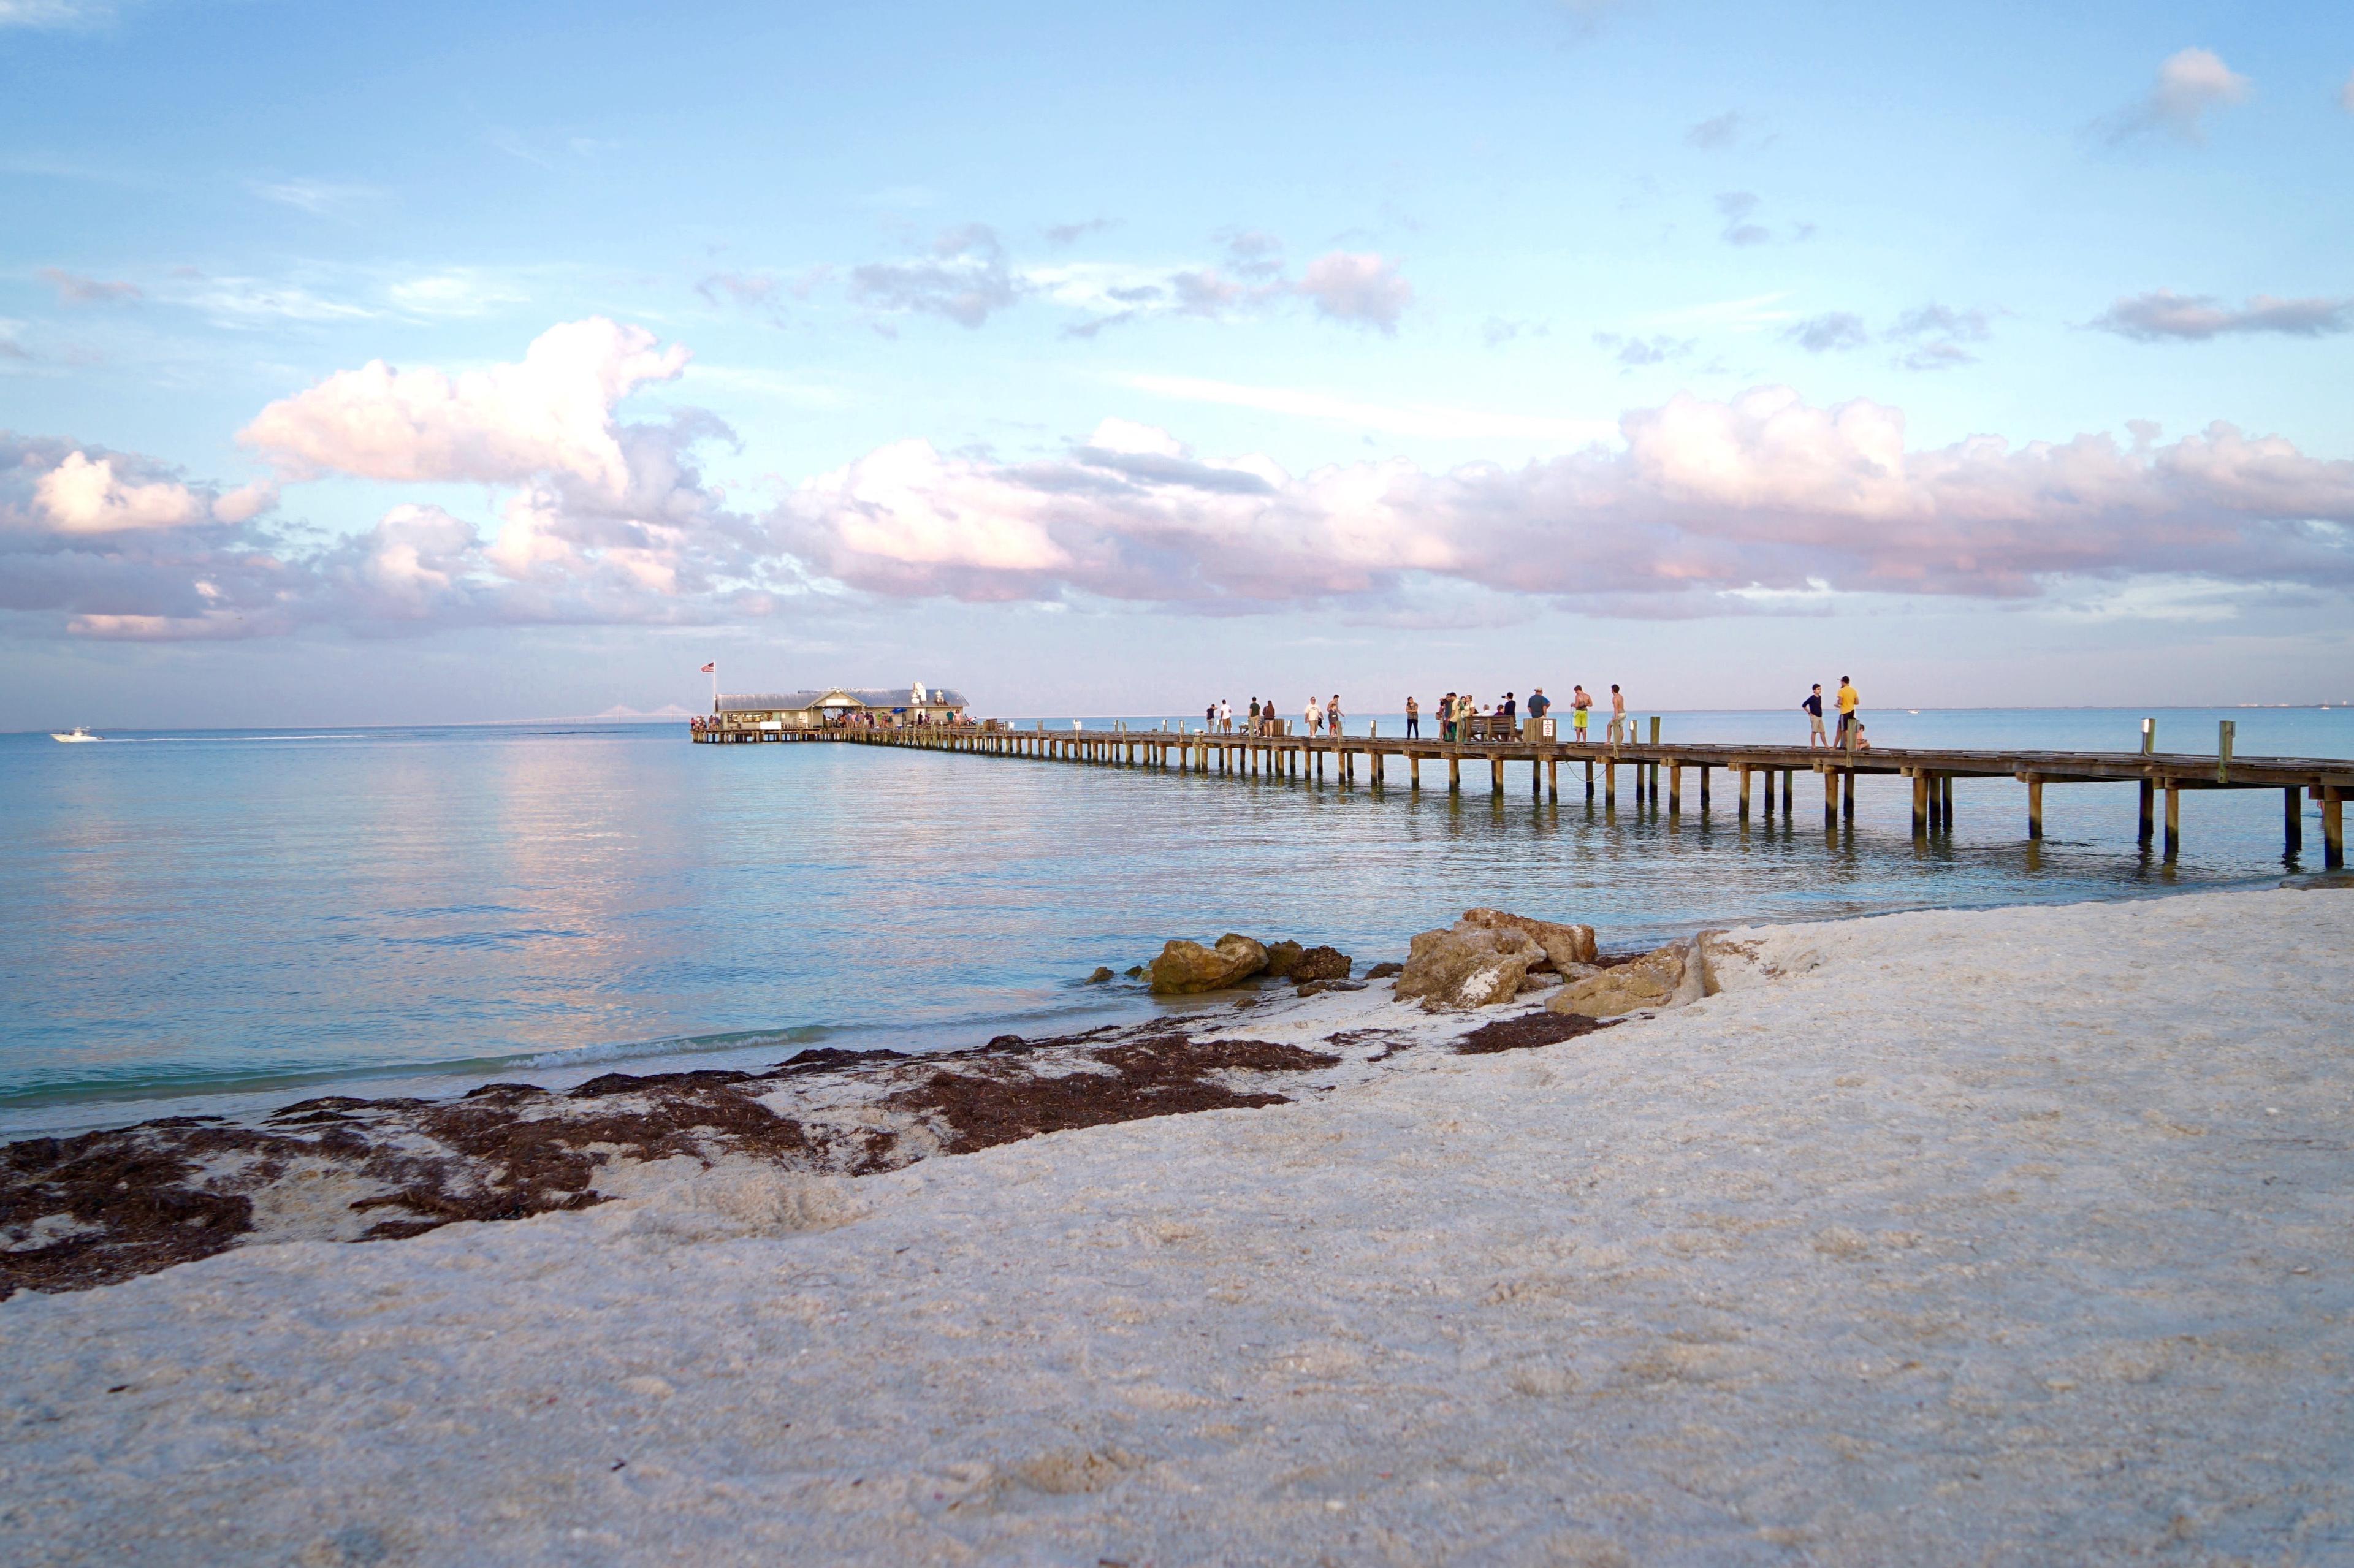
[[379, 927, 587, 950], [508, 1024, 837, 1071]]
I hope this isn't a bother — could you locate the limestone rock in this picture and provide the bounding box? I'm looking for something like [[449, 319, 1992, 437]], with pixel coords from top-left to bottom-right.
[[1148, 934, 1270, 994], [1292, 945, 1352, 983], [1546, 964, 1672, 1018], [1085, 967, 1114, 984], [1365, 961, 1403, 980], [1395, 923, 1541, 1011], [1261, 940, 1307, 979], [1460, 908, 1598, 972], [1545, 937, 1714, 1018]]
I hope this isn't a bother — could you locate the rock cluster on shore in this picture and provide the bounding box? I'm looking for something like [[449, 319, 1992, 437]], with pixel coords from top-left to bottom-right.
[[1138, 911, 1756, 1021], [1388, 908, 1764, 1019], [1145, 934, 1352, 994]]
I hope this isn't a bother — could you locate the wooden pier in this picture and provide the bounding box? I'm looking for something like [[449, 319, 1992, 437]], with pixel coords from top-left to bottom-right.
[[692, 720, 2352, 867]]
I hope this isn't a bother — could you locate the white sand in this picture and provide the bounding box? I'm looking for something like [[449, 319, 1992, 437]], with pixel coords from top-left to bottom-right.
[[4, 888, 2350, 1566]]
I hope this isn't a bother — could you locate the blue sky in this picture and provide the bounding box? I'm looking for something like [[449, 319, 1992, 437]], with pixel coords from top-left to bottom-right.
[[3, 0, 2351, 726]]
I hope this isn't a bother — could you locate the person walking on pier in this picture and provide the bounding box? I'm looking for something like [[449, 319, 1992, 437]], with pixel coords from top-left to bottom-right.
[[1804, 684, 1827, 747], [1571, 685, 1591, 742], [1327, 693, 1343, 737], [1607, 684, 1626, 744], [1834, 676, 1859, 748], [1305, 695, 1324, 736], [1405, 695, 1420, 738]]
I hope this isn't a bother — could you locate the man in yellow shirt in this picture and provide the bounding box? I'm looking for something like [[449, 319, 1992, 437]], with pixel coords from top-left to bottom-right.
[[1835, 676, 1859, 747]]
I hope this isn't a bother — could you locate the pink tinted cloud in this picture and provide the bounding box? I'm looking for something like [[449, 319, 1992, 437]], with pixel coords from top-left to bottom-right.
[[12, 337, 2354, 642], [1293, 252, 1413, 333], [771, 388, 2354, 606], [238, 317, 690, 496]]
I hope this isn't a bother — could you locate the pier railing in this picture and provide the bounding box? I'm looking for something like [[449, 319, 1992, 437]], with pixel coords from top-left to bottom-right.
[[689, 719, 2351, 866]]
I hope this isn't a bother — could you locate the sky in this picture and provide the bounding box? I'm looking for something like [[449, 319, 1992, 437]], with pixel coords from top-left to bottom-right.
[[2, 0, 2351, 727]]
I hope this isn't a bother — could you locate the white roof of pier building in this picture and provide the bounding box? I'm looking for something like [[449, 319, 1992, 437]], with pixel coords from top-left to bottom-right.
[[716, 685, 969, 714]]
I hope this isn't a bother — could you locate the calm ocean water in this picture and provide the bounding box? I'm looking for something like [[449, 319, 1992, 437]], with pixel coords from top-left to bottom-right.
[[2, 707, 2347, 1134]]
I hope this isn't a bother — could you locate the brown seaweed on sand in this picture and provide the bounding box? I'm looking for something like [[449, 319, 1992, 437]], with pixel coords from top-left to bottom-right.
[[1, 1022, 1357, 1297]]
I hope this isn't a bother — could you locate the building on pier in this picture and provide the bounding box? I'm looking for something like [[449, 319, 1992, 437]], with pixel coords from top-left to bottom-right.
[[711, 683, 969, 729]]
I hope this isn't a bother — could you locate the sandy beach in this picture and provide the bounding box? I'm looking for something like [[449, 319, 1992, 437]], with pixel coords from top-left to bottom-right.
[[4, 885, 2350, 1565]]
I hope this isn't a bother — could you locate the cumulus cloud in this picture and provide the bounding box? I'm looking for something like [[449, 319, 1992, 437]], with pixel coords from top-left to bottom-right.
[[1218, 230, 1286, 282], [695, 271, 776, 308], [39, 267, 141, 305], [1045, 218, 1117, 246], [34, 452, 207, 531], [1716, 191, 1770, 246], [2091, 290, 2353, 341], [2097, 48, 2250, 146], [1886, 303, 1993, 369], [850, 224, 1026, 329], [24, 451, 271, 534], [1784, 313, 1870, 352], [16, 329, 2353, 642], [0, 433, 300, 639], [1045, 231, 1412, 339], [766, 389, 2354, 611], [1781, 303, 1994, 368], [1292, 252, 1412, 333], [1686, 111, 1746, 149], [1592, 332, 1693, 368], [240, 317, 691, 494]]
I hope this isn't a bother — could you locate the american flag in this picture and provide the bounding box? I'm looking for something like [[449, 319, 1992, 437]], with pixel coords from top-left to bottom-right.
[[699, 662, 715, 672]]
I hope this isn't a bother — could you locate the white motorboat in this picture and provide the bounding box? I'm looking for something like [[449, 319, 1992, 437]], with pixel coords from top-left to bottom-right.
[[50, 726, 102, 743]]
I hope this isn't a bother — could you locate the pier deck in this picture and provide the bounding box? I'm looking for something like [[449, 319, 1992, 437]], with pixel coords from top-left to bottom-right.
[[692, 720, 2352, 866]]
